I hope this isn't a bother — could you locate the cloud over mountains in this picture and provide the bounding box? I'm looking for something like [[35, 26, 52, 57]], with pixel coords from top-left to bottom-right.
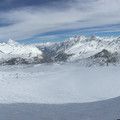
[[0, 0, 120, 42]]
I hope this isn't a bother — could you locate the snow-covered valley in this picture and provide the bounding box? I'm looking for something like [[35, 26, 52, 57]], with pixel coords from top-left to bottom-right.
[[0, 63, 120, 120], [0, 63, 120, 104], [0, 36, 120, 120]]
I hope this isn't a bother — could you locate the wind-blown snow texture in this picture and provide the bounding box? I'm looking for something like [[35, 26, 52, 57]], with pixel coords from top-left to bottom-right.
[[0, 64, 120, 120], [0, 96, 120, 120], [0, 64, 120, 104]]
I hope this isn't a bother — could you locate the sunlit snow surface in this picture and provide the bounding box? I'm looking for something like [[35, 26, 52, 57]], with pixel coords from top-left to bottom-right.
[[0, 63, 120, 104]]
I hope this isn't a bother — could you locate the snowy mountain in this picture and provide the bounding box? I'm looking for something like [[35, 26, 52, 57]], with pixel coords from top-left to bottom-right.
[[0, 38, 120, 120], [0, 39, 50, 65], [0, 61, 120, 120], [36, 35, 120, 66], [1, 36, 120, 66]]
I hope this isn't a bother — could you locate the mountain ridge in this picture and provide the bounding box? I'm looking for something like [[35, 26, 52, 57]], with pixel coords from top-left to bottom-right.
[[0, 39, 48, 65], [36, 35, 120, 66], [1, 36, 120, 66]]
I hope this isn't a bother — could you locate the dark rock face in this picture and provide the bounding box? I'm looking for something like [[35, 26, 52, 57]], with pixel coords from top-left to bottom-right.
[[42, 48, 74, 62], [38, 46, 120, 66], [38, 46, 73, 62], [91, 49, 118, 66], [39, 54, 53, 63], [54, 53, 74, 61], [3, 58, 29, 65], [94, 49, 111, 58], [0, 54, 53, 65]]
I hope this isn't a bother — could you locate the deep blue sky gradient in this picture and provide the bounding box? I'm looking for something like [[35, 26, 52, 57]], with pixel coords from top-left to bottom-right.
[[0, 0, 74, 11]]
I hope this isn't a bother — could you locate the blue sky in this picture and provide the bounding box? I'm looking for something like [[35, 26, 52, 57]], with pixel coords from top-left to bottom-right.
[[0, 0, 120, 43]]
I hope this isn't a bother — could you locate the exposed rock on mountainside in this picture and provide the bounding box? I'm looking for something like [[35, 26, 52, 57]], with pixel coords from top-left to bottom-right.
[[0, 39, 51, 65], [89, 49, 118, 66], [1, 36, 120, 66], [36, 35, 120, 66]]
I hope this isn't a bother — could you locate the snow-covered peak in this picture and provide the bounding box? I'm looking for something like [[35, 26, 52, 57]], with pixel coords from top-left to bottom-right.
[[0, 39, 44, 65], [0, 39, 42, 56], [7, 39, 19, 45], [63, 36, 120, 60], [36, 35, 120, 64], [2, 35, 120, 66], [74, 35, 86, 40], [64, 35, 86, 43]]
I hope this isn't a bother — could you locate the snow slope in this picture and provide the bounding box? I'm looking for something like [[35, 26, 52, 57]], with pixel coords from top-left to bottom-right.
[[0, 39, 43, 64], [0, 97, 119, 120], [1, 36, 120, 66], [0, 37, 119, 120], [0, 63, 120, 104], [64, 36, 120, 60], [37, 35, 120, 65]]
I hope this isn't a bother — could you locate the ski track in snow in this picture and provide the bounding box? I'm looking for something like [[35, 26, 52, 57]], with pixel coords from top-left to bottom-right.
[[0, 63, 120, 104]]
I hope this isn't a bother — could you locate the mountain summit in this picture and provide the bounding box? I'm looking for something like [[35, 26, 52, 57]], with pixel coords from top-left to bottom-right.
[[36, 35, 120, 66], [0, 36, 120, 66], [0, 40, 47, 65]]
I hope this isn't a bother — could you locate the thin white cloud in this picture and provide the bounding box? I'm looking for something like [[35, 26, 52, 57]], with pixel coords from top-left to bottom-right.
[[0, 0, 120, 41]]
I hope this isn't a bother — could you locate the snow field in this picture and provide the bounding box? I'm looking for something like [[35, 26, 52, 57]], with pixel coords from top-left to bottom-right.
[[0, 64, 120, 104]]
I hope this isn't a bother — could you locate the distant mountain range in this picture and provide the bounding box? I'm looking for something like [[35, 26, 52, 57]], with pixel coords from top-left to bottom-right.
[[1, 36, 120, 66], [0, 39, 50, 65], [36, 35, 120, 66]]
